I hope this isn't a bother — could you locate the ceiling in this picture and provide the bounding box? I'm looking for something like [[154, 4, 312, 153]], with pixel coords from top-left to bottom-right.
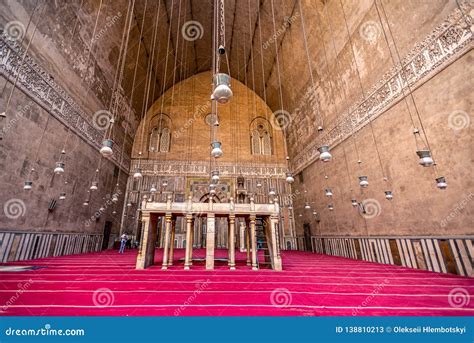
[[102, 0, 299, 120]]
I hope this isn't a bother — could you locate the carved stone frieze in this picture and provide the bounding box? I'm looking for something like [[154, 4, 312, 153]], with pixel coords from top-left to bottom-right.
[[131, 159, 287, 178], [0, 34, 132, 171]]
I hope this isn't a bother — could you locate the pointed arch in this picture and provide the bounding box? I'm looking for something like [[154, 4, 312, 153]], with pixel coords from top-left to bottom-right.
[[250, 117, 273, 156], [148, 113, 172, 153]]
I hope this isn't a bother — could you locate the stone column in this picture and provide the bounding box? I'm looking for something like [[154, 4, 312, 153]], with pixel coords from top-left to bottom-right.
[[246, 221, 251, 266], [136, 213, 156, 269], [206, 213, 216, 270], [184, 214, 193, 270], [161, 213, 172, 270], [229, 215, 236, 270], [270, 215, 283, 271], [190, 220, 194, 265], [250, 215, 258, 270], [168, 219, 176, 266], [239, 220, 246, 252]]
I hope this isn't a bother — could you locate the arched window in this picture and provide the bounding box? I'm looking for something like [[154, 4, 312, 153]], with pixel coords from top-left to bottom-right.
[[148, 114, 171, 153], [250, 118, 272, 155], [251, 130, 261, 155]]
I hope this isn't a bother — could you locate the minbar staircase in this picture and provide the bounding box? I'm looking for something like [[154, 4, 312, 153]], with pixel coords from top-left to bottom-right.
[[255, 217, 272, 269]]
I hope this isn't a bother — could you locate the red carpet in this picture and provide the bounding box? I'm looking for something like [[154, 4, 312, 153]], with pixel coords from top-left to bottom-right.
[[0, 249, 473, 316]]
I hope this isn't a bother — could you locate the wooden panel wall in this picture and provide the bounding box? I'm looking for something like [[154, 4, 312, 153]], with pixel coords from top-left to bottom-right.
[[0, 232, 103, 263], [311, 236, 473, 277]]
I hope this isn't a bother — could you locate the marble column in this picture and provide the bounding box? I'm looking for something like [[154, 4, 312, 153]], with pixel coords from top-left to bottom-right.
[[270, 215, 283, 271], [184, 214, 193, 270], [136, 213, 156, 269], [229, 215, 236, 270], [168, 219, 176, 266], [239, 220, 246, 252], [206, 213, 215, 270], [246, 221, 251, 266], [250, 215, 258, 270], [161, 213, 172, 270], [190, 220, 194, 265]]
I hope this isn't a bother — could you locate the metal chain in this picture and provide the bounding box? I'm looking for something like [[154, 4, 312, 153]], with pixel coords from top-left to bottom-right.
[[219, 0, 225, 47]]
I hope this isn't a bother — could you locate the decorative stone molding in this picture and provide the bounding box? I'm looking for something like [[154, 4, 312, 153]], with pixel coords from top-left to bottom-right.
[[0, 34, 132, 171], [291, 3, 473, 174], [131, 159, 287, 178]]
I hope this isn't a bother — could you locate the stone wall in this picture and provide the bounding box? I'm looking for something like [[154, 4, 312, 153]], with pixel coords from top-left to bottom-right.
[[125, 71, 296, 245], [284, 1, 473, 238], [0, 0, 134, 256]]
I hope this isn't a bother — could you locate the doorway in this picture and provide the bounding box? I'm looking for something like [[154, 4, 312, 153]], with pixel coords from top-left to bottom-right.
[[303, 223, 312, 251], [102, 221, 112, 250]]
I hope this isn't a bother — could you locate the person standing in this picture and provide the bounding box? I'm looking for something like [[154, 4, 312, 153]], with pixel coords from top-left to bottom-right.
[[119, 233, 128, 254]]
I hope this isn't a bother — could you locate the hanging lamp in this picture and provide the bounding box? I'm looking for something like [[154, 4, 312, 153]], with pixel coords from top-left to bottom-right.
[[318, 145, 332, 162], [268, 187, 276, 196], [436, 176, 447, 189], [385, 191, 393, 200], [210, 141, 223, 158], [90, 181, 98, 191], [351, 198, 358, 206], [133, 167, 143, 179], [209, 183, 217, 195], [416, 149, 434, 167], [100, 139, 114, 158], [285, 172, 294, 184], [212, 73, 233, 104], [211, 170, 220, 182], [23, 181, 33, 190], [54, 161, 65, 174], [325, 188, 333, 197], [358, 176, 369, 188], [59, 192, 66, 200]]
